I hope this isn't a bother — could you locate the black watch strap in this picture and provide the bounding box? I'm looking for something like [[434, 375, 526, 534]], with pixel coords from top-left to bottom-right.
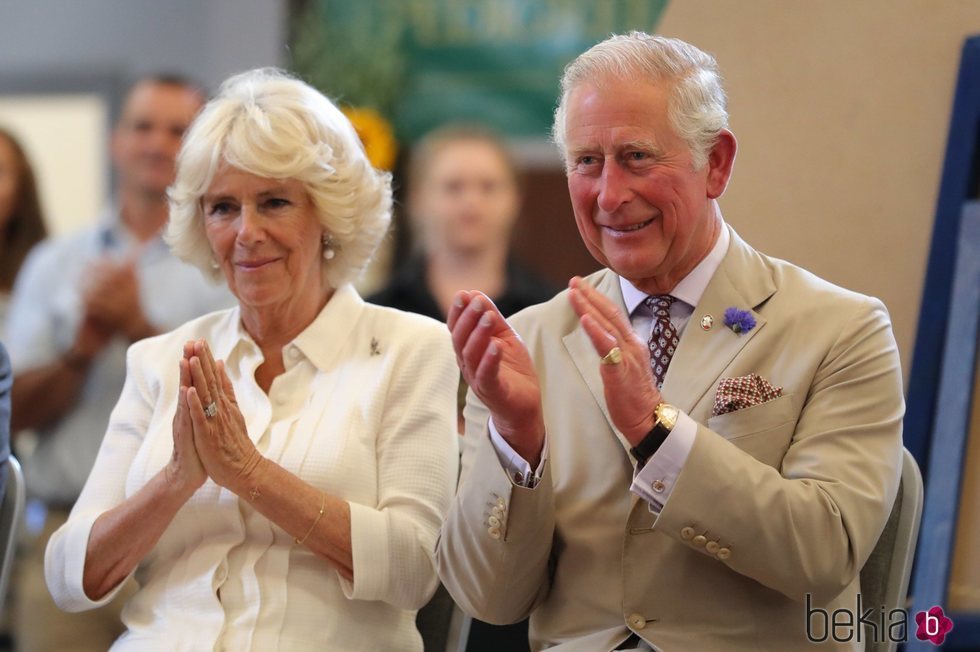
[[629, 422, 672, 467]]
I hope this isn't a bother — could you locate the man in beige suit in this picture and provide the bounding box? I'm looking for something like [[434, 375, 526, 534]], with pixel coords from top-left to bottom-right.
[[436, 33, 905, 651]]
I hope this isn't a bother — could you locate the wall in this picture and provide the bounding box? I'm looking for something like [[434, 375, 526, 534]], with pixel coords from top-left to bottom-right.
[[0, 95, 108, 236], [0, 0, 287, 94]]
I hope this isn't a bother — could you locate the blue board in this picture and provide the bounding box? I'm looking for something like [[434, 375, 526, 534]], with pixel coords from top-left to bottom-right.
[[906, 206, 980, 651]]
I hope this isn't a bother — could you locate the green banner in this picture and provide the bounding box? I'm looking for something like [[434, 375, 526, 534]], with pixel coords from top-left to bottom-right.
[[291, 0, 669, 141]]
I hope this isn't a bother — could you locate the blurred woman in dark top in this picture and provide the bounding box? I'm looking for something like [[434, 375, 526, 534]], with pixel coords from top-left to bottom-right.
[[369, 123, 555, 323]]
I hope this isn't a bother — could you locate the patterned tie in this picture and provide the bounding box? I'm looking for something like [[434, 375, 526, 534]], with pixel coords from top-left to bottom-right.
[[645, 295, 678, 389]]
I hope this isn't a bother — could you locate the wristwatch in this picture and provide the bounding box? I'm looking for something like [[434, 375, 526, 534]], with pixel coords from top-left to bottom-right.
[[629, 403, 680, 467]]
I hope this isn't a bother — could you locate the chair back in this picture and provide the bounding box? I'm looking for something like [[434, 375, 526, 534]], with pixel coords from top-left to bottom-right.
[[859, 448, 924, 652], [0, 456, 25, 613]]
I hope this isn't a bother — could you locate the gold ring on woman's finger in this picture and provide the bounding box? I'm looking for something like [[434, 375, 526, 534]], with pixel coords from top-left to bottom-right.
[[600, 346, 623, 365]]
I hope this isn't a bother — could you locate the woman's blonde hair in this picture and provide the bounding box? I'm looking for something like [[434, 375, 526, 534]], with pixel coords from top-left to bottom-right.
[[166, 68, 392, 287]]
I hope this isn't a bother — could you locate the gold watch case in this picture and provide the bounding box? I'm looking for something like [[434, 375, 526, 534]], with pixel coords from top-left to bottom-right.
[[655, 403, 679, 431]]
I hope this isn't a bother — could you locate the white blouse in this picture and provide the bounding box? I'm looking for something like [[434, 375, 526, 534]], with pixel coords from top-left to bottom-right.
[[45, 285, 460, 652]]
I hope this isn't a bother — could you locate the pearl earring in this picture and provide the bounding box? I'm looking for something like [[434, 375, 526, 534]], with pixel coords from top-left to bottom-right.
[[322, 234, 336, 260]]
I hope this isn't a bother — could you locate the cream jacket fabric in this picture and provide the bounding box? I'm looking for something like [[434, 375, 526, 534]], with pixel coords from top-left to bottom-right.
[[47, 285, 460, 651], [436, 228, 904, 651]]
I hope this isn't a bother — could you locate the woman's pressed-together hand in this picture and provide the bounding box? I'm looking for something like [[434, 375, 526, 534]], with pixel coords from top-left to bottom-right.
[[180, 338, 264, 493]]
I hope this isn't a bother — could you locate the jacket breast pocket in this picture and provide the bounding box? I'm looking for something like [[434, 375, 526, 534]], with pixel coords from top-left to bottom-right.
[[706, 394, 797, 468]]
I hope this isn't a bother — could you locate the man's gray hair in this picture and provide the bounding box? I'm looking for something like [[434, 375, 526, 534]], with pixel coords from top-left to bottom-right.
[[552, 32, 728, 169]]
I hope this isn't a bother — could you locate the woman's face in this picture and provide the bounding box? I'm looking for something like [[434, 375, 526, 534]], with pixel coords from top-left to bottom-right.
[[412, 139, 520, 255], [202, 164, 327, 313], [0, 136, 21, 230]]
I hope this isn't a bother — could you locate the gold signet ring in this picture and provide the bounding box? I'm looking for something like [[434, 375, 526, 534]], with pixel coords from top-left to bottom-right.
[[600, 346, 623, 365]]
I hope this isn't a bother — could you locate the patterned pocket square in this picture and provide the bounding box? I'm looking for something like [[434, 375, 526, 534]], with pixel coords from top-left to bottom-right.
[[712, 374, 783, 417]]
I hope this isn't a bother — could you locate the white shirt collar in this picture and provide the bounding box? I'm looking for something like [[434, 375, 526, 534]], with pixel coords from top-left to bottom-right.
[[619, 224, 731, 314], [214, 284, 365, 371]]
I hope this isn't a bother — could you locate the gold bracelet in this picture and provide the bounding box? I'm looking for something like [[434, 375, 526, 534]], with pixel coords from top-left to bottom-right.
[[295, 491, 326, 545]]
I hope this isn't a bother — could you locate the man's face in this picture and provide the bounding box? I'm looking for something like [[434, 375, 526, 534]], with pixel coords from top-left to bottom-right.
[[112, 82, 203, 197], [563, 78, 725, 287]]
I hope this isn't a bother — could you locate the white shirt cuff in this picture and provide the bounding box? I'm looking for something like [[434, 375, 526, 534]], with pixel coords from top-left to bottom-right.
[[630, 410, 697, 513], [488, 419, 547, 488]]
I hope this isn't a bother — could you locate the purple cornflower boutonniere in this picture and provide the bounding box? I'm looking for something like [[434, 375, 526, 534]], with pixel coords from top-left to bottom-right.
[[723, 307, 756, 335]]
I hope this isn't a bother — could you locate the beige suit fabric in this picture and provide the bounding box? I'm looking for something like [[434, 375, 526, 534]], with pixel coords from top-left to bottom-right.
[[436, 227, 905, 651]]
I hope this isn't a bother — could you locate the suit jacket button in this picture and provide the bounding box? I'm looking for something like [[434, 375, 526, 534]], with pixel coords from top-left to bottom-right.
[[488, 526, 501, 540], [491, 506, 504, 518], [651, 480, 666, 493], [717, 547, 732, 560], [488, 516, 501, 527], [692, 535, 707, 547], [627, 613, 646, 629], [496, 497, 506, 508], [680, 527, 695, 540], [705, 541, 720, 554]]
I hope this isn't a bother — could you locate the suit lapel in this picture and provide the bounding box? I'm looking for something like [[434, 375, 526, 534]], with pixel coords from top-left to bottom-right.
[[661, 227, 777, 413], [561, 269, 635, 456]]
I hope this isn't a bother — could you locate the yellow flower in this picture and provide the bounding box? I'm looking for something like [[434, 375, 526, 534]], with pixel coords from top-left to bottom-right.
[[342, 107, 398, 171]]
